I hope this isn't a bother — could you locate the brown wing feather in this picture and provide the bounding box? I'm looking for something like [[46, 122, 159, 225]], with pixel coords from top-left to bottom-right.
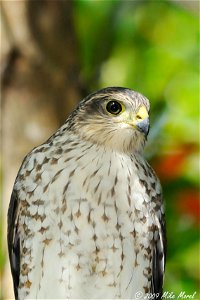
[[151, 212, 166, 299], [7, 189, 20, 300]]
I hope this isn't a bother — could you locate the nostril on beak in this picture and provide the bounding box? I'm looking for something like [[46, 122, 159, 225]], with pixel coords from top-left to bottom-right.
[[136, 114, 143, 120]]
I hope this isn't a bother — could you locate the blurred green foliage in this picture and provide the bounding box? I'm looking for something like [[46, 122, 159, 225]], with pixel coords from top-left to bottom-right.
[[73, 0, 199, 296]]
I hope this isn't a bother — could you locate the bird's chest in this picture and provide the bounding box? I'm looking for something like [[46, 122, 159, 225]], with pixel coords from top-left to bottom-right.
[[44, 149, 153, 243], [18, 148, 156, 298]]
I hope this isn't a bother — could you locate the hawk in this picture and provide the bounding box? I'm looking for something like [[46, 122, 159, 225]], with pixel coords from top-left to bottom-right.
[[8, 87, 166, 299]]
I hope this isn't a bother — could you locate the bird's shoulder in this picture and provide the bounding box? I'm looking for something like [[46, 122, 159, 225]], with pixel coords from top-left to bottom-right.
[[132, 154, 162, 194], [14, 141, 62, 186]]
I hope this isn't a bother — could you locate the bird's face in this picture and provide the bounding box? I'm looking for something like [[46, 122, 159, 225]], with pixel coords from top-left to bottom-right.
[[70, 87, 150, 153]]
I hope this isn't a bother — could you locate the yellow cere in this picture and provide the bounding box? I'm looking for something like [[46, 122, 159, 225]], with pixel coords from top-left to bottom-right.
[[136, 105, 148, 120]]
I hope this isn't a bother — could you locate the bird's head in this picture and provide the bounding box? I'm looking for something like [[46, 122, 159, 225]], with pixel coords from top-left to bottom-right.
[[68, 87, 150, 153]]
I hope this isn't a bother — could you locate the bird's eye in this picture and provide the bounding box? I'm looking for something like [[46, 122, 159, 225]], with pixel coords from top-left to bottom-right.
[[106, 101, 122, 115]]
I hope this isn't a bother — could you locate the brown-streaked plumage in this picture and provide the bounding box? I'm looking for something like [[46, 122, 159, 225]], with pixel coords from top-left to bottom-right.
[[8, 87, 166, 299]]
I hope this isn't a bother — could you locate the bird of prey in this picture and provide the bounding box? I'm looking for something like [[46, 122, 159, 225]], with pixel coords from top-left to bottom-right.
[[8, 87, 166, 299]]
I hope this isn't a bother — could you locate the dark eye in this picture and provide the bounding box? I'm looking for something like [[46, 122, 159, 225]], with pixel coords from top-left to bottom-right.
[[106, 101, 122, 115]]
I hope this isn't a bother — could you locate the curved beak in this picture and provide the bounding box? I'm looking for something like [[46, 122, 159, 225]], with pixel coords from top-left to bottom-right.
[[123, 105, 150, 136], [136, 117, 150, 136], [135, 105, 149, 136]]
